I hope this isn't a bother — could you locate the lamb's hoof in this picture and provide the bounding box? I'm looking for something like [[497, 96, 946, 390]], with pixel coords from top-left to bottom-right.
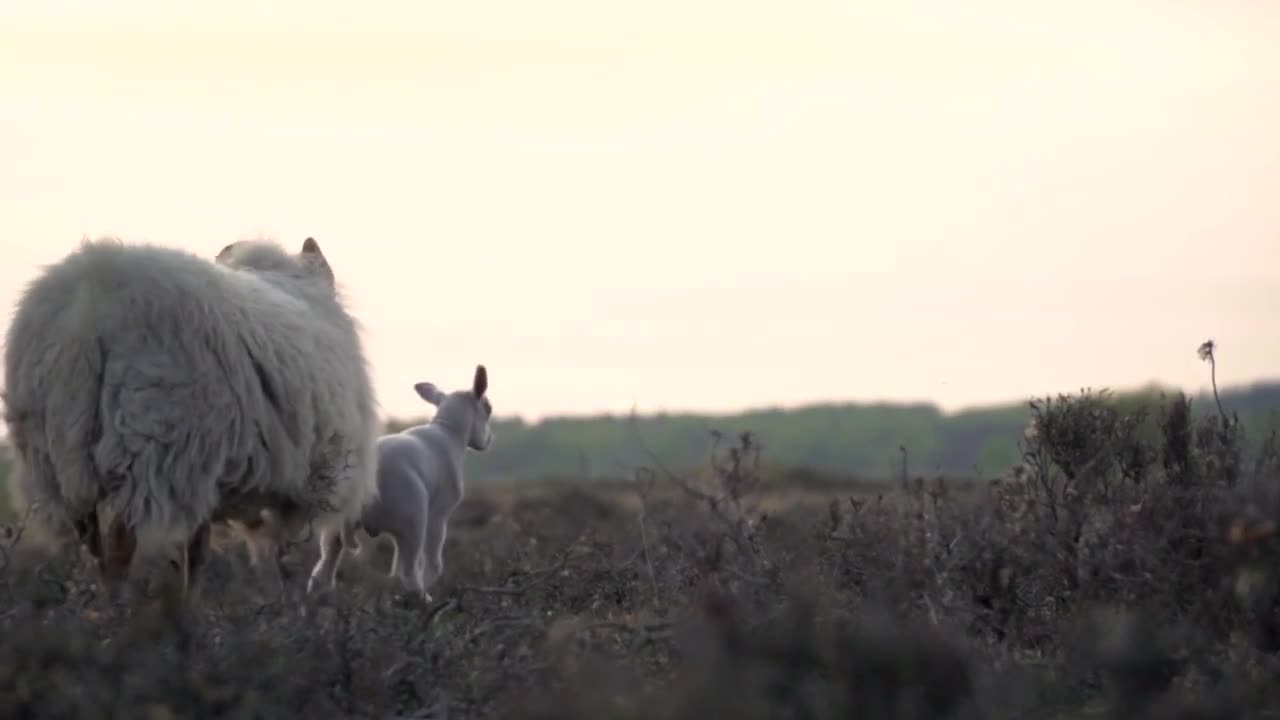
[[422, 591, 433, 603]]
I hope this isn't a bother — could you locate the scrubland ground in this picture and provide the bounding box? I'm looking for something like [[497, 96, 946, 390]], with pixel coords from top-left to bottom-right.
[[2, 389, 1280, 719]]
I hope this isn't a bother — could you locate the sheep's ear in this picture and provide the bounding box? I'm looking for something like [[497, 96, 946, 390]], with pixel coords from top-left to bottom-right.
[[300, 237, 334, 280], [301, 237, 324, 257], [414, 382, 445, 406], [473, 365, 488, 398]]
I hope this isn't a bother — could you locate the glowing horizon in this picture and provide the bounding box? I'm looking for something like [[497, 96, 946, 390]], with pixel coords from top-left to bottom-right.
[[1, 0, 1277, 424]]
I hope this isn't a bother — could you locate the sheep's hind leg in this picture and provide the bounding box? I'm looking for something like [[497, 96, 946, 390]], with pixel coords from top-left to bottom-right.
[[181, 522, 212, 603], [75, 511, 103, 563], [247, 511, 289, 598], [340, 523, 363, 556], [306, 527, 345, 594], [268, 542, 290, 598], [99, 513, 137, 601]]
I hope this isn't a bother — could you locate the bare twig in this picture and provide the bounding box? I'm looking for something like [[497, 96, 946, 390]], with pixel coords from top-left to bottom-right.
[[421, 597, 459, 626], [454, 554, 570, 597], [1198, 339, 1227, 423], [630, 430, 768, 585], [631, 467, 663, 605], [463, 615, 540, 646]]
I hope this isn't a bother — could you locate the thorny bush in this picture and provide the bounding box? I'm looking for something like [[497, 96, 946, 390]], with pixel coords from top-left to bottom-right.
[[0, 393, 1279, 718]]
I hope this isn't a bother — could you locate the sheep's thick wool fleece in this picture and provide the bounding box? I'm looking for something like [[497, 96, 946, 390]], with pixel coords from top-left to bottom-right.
[[2, 239, 379, 549]]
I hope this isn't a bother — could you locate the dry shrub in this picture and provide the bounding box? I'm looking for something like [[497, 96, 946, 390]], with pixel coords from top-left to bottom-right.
[[0, 389, 1278, 718]]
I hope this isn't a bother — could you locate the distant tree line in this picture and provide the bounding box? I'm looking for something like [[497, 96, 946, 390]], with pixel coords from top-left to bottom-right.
[[385, 381, 1280, 484], [2, 382, 1278, 500]]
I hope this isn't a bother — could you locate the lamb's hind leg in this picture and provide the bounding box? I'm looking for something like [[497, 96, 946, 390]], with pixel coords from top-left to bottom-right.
[[395, 523, 427, 599], [384, 532, 400, 580], [420, 505, 451, 599], [412, 554, 434, 603]]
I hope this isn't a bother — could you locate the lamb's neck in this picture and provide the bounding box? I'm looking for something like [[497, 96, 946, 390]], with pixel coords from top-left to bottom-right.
[[412, 423, 467, 501], [408, 421, 468, 464]]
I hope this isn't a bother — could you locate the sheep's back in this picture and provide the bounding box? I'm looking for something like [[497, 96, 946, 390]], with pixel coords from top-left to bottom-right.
[[3, 240, 371, 546]]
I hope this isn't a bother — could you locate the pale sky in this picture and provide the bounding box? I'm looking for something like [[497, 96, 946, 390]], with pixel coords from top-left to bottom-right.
[[0, 0, 1277, 424]]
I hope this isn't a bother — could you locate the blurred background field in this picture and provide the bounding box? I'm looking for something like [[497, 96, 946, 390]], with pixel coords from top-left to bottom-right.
[[8, 379, 1274, 522]]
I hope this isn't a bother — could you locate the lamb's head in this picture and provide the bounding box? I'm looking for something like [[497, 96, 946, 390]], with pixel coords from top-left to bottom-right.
[[215, 236, 336, 289], [414, 365, 495, 452]]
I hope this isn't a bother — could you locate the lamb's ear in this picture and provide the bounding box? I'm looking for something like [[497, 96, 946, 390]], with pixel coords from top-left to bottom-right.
[[473, 365, 488, 398], [414, 382, 445, 406], [215, 242, 237, 264]]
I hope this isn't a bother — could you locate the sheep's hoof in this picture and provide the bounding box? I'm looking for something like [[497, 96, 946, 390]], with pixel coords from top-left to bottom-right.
[[422, 591, 433, 603]]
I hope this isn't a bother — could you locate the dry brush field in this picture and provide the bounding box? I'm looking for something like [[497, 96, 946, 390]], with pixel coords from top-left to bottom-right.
[[2, 390, 1280, 719]]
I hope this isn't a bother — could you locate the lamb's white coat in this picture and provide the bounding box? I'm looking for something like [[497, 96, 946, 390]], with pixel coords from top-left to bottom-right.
[[308, 365, 494, 600]]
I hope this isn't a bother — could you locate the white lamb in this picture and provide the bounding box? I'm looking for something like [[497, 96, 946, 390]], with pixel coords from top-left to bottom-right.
[[307, 364, 495, 601]]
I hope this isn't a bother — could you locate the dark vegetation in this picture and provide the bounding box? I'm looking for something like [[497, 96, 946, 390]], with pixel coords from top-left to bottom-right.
[[1, 352, 1280, 717]]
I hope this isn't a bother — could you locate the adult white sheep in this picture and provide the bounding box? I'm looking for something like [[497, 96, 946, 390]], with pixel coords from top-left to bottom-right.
[[307, 365, 494, 601], [1, 236, 379, 601]]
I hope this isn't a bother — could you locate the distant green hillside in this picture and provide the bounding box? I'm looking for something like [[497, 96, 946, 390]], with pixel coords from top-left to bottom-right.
[[387, 381, 1280, 483], [2, 382, 1278, 506]]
